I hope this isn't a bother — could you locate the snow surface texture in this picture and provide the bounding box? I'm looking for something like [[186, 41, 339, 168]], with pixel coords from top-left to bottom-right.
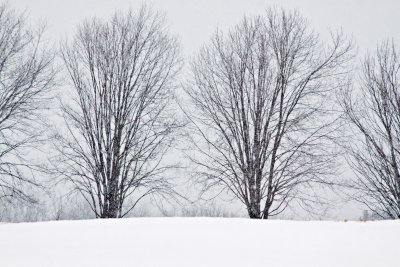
[[0, 218, 398, 267]]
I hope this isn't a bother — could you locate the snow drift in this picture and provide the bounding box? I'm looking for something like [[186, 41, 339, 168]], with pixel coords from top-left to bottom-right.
[[0, 217, 398, 267]]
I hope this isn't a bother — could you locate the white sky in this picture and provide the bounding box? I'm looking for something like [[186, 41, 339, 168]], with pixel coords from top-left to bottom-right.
[[10, 0, 400, 220], [12, 0, 400, 56]]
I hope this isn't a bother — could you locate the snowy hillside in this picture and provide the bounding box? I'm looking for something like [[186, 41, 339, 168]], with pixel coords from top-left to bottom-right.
[[0, 218, 398, 267]]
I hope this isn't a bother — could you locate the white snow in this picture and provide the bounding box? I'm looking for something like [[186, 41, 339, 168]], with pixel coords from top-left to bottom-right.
[[0, 217, 398, 267]]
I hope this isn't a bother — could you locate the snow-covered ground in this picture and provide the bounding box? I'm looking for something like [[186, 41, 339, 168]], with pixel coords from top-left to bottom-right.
[[0, 217, 398, 267]]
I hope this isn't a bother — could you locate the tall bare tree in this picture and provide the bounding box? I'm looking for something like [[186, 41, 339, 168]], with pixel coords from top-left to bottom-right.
[[341, 41, 400, 219], [0, 4, 55, 203], [185, 9, 352, 219], [58, 6, 182, 218]]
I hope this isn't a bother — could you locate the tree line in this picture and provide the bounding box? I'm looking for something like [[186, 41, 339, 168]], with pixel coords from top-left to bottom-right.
[[0, 2, 399, 220]]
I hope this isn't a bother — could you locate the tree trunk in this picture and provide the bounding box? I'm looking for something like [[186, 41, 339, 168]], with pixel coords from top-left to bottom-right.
[[262, 202, 271, 219], [247, 203, 261, 219]]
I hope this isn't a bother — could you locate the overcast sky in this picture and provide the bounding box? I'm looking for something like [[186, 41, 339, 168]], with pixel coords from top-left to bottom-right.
[[10, 0, 400, 220], [12, 0, 400, 57]]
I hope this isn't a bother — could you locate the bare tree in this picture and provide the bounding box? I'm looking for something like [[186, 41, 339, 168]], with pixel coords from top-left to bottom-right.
[[341, 41, 400, 219], [0, 3, 55, 204], [185, 9, 352, 219], [57, 6, 182, 218]]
